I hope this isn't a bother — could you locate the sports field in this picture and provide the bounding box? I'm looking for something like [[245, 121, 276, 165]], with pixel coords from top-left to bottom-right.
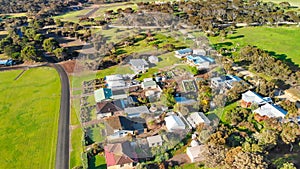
[[0, 67, 61, 169], [209, 26, 300, 66]]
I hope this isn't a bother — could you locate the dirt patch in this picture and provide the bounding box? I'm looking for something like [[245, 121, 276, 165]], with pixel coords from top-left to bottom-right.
[[60, 60, 86, 74]]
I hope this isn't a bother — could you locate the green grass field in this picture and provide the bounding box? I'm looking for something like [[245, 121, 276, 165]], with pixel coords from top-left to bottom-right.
[[0, 67, 60, 169], [209, 26, 300, 66], [263, 0, 300, 7], [70, 127, 84, 169], [53, 8, 93, 23]]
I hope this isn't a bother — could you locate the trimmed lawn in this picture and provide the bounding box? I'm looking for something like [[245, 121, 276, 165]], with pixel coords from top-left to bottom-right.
[[70, 127, 84, 169], [53, 8, 94, 23], [89, 155, 106, 169], [209, 26, 300, 66], [0, 67, 60, 169], [263, 0, 300, 7]]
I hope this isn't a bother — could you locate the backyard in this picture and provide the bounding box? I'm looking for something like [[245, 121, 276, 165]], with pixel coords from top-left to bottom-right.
[[0, 67, 60, 169]]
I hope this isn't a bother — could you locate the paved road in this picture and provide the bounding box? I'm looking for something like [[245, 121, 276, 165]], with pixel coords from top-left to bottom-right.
[[51, 63, 70, 169]]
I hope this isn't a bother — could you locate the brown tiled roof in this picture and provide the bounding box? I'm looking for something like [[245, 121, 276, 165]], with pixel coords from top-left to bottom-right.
[[105, 141, 136, 166], [96, 101, 122, 114], [105, 116, 122, 135]]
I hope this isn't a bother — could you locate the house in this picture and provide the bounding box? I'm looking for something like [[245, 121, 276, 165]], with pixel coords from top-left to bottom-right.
[[125, 106, 150, 118], [105, 74, 127, 89], [112, 89, 128, 100], [105, 74, 124, 81], [253, 103, 287, 120], [187, 145, 206, 163], [94, 88, 112, 102], [186, 55, 215, 69], [187, 112, 211, 128], [129, 59, 149, 73], [147, 135, 163, 147], [241, 90, 272, 108], [106, 80, 126, 89], [175, 48, 193, 58], [211, 75, 242, 89], [96, 101, 123, 119], [104, 141, 137, 169], [148, 55, 159, 64], [165, 115, 186, 132], [193, 49, 206, 56], [105, 116, 145, 140], [141, 78, 157, 90]]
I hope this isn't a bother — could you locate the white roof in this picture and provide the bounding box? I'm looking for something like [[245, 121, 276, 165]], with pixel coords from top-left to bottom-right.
[[147, 135, 163, 145], [191, 140, 199, 147], [165, 115, 186, 131], [105, 74, 123, 81], [242, 90, 266, 105], [187, 145, 205, 160], [106, 81, 126, 88], [254, 103, 287, 118], [189, 112, 210, 124]]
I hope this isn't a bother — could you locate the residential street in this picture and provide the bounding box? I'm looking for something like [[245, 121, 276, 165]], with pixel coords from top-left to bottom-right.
[[52, 63, 70, 169]]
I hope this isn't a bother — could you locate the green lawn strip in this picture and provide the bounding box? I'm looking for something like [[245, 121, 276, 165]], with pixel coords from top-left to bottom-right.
[[209, 26, 300, 66], [0, 67, 60, 169], [93, 3, 138, 19], [53, 8, 93, 23], [70, 127, 84, 169], [262, 0, 300, 7]]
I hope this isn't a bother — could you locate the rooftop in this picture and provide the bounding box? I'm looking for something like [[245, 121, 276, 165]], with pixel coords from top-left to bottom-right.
[[254, 103, 287, 118], [187, 55, 214, 64], [96, 101, 122, 114], [94, 88, 112, 102], [147, 135, 163, 145], [242, 90, 272, 105], [130, 59, 149, 67], [124, 106, 150, 117], [176, 48, 192, 55]]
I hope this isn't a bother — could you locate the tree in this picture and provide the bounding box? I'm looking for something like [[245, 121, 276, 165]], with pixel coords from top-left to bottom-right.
[[280, 122, 300, 151], [161, 88, 175, 108], [254, 129, 278, 150], [279, 162, 297, 169], [43, 38, 59, 53], [232, 152, 268, 169], [190, 66, 198, 75], [21, 45, 39, 61], [24, 28, 36, 40], [53, 47, 65, 60], [203, 144, 227, 168], [173, 103, 189, 116], [34, 34, 44, 43]]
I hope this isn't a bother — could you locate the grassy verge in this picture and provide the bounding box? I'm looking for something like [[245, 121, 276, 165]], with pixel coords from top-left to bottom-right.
[[0, 67, 60, 169], [70, 127, 84, 169]]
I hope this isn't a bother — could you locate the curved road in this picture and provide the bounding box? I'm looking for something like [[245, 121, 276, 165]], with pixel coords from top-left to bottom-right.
[[51, 63, 70, 169]]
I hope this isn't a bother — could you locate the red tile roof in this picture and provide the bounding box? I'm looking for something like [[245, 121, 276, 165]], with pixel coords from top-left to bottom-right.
[[104, 142, 136, 167]]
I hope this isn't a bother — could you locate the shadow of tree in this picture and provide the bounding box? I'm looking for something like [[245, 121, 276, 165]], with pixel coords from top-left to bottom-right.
[[88, 156, 107, 169], [266, 50, 299, 71], [227, 35, 244, 40]]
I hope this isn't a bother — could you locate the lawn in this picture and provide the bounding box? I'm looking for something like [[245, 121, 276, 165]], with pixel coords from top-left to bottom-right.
[[209, 26, 300, 66], [0, 67, 60, 169], [263, 0, 300, 7], [70, 127, 84, 169], [53, 8, 94, 23]]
